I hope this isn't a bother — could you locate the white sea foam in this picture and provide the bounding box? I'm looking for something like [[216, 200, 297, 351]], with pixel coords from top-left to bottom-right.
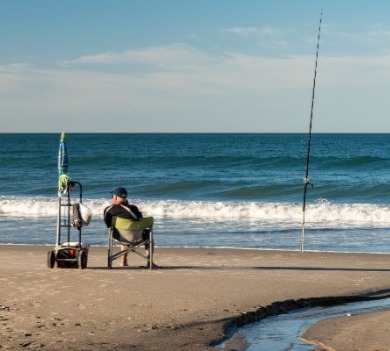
[[1, 196, 390, 229]]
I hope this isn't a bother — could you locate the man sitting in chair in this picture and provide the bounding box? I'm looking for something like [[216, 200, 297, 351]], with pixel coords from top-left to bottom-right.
[[104, 187, 153, 267]]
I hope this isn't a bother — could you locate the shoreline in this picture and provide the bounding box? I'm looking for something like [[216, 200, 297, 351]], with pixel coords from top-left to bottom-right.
[[1, 245, 390, 350], [2, 242, 390, 255]]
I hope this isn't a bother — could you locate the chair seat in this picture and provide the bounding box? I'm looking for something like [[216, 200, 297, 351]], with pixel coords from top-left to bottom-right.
[[107, 216, 154, 269], [112, 217, 153, 244], [112, 216, 153, 231]]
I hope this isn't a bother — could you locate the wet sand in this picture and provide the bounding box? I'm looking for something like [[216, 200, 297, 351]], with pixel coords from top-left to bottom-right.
[[302, 309, 390, 351], [1, 245, 390, 350]]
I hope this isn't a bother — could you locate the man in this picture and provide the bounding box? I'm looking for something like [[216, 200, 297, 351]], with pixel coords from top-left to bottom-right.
[[104, 187, 154, 267]]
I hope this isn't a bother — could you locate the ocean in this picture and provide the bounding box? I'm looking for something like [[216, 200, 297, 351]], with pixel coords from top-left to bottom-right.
[[1, 133, 390, 252]]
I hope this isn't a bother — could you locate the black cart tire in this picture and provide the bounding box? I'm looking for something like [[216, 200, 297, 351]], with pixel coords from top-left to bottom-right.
[[47, 250, 55, 269], [77, 250, 87, 270]]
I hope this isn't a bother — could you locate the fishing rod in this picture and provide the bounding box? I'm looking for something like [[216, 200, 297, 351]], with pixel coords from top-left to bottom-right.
[[301, 9, 323, 253]]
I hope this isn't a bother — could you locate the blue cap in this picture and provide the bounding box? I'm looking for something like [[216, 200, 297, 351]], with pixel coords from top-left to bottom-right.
[[111, 187, 127, 199]]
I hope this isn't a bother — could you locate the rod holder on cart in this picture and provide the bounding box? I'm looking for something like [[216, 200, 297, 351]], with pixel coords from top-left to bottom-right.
[[49, 180, 90, 270]]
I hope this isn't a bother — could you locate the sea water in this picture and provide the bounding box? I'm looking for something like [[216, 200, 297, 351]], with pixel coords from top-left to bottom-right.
[[1, 133, 390, 251], [216, 297, 390, 351]]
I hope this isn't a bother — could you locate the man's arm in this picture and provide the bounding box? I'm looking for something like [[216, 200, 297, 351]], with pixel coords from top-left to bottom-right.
[[103, 205, 114, 227]]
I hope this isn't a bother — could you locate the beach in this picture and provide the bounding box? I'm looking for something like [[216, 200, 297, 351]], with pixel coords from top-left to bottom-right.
[[0, 246, 389, 350], [302, 309, 390, 351]]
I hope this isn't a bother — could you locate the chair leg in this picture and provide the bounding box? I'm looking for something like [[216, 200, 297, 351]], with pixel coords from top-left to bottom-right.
[[149, 228, 154, 270], [107, 228, 113, 269], [107, 224, 155, 270]]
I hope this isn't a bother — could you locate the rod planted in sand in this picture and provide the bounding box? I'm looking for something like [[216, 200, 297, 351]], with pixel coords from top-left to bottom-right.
[[301, 9, 323, 253]]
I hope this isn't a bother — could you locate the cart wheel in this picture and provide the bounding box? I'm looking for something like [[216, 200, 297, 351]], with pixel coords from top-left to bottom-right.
[[47, 250, 55, 269], [77, 250, 87, 270]]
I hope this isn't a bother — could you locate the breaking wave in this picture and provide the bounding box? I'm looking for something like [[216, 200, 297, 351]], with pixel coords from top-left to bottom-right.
[[1, 196, 390, 229]]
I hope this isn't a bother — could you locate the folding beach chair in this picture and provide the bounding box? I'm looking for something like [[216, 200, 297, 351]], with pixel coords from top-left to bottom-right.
[[107, 216, 154, 270]]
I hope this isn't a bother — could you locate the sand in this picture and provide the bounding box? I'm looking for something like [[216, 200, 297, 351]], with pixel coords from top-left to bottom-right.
[[302, 309, 390, 351], [1, 245, 390, 350]]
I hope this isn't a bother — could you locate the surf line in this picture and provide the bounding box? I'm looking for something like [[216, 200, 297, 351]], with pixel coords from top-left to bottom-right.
[[301, 9, 323, 253]]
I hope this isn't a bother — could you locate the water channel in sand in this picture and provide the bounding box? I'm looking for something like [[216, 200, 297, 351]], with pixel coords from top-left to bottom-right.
[[216, 297, 390, 351]]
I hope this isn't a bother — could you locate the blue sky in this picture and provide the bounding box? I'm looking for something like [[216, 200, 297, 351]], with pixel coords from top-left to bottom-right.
[[2, 0, 390, 132]]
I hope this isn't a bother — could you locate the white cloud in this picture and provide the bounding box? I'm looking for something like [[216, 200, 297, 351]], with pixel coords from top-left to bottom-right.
[[223, 26, 280, 37], [59, 43, 221, 69], [2, 44, 390, 132], [323, 23, 390, 56]]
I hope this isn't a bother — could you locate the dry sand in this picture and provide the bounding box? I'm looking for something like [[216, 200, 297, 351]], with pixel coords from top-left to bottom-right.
[[1, 245, 390, 350]]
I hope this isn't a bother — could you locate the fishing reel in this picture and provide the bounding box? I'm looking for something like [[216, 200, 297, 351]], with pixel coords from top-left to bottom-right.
[[303, 177, 314, 187]]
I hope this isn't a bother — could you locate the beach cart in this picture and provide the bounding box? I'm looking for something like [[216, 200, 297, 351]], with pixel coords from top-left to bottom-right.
[[47, 181, 91, 269], [47, 133, 91, 269]]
